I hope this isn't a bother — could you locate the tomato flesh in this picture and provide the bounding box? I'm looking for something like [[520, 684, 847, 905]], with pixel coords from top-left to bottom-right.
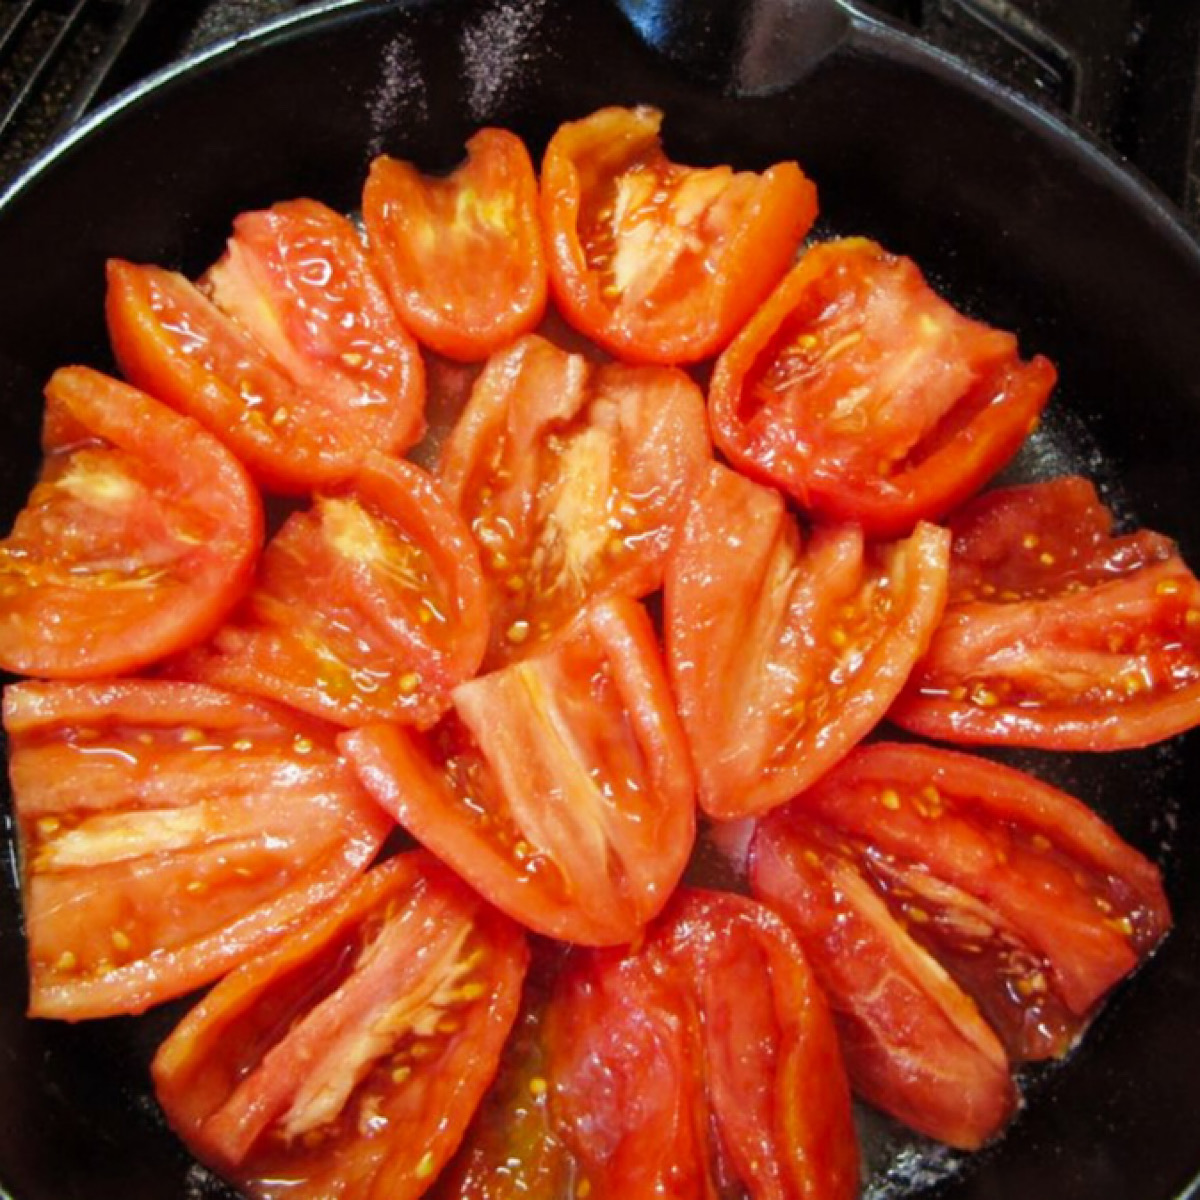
[[665, 461, 949, 819], [542, 105, 818, 364], [0, 366, 262, 679], [364, 128, 547, 361], [439, 333, 710, 667], [892, 476, 1200, 748], [152, 851, 528, 1200], [342, 595, 696, 945], [5, 679, 392, 1020], [709, 238, 1057, 536]]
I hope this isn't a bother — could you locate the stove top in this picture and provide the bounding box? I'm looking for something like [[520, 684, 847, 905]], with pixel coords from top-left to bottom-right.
[[1, 0, 1198, 231]]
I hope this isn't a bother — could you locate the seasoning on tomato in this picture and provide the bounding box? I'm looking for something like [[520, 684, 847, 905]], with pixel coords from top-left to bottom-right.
[[152, 851, 528, 1200], [342, 595, 696, 946], [439, 332, 710, 667], [106, 198, 425, 494], [363, 128, 547, 362], [890, 475, 1200, 749], [751, 742, 1171, 1146], [664, 461, 950, 820], [0, 366, 262, 679], [5, 679, 392, 1021], [709, 237, 1058, 537], [175, 452, 487, 730], [543, 889, 860, 1200], [541, 105, 818, 364]]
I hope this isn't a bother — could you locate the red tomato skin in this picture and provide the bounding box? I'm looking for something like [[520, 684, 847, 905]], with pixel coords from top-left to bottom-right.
[[665, 461, 949, 819], [438, 333, 711, 667], [751, 817, 1018, 1149], [106, 199, 425, 493], [708, 238, 1057, 537], [541, 105, 818, 364], [5, 679, 392, 1021], [0, 366, 262, 679], [152, 851, 529, 1200], [364, 128, 548, 361], [176, 452, 488, 729], [891, 477, 1200, 749], [342, 595, 696, 946], [545, 889, 860, 1200]]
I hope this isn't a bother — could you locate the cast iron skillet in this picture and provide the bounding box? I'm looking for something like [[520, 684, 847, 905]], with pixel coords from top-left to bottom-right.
[[2, 0, 1199, 1197]]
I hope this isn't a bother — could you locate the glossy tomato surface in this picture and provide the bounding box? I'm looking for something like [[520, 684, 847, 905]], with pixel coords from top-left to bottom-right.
[[153, 851, 528, 1199]]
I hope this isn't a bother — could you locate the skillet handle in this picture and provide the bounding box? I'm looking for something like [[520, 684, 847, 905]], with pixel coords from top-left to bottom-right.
[[611, 0, 854, 94]]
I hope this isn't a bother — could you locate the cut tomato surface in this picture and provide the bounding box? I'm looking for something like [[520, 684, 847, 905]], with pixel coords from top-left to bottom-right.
[[665, 461, 950, 820], [543, 889, 860, 1200], [152, 851, 528, 1200], [175, 452, 487, 729], [541, 105, 818, 364], [891, 476, 1200, 748], [364, 128, 547, 361], [438, 333, 710, 667], [342, 595, 696, 945], [5, 679, 392, 1021], [709, 238, 1057, 536], [106, 198, 425, 493], [751, 742, 1170, 1144], [0, 366, 261, 679]]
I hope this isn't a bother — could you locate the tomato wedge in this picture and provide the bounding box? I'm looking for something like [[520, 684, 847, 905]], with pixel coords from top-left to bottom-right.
[[0, 366, 261, 679], [664, 461, 950, 820], [5, 679, 392, 1021], [541, 105, 818, 364], [106, 198, 425, 494], [439, 333, 710, 667], [364, 128, 547, 361], [342, 595, 696, 945], [175, 452, 487, 730], [152, 851, 528, 1200], [543, 889, 860, 1200], [751, 743, 1171, 1144], [709, 238, 1057, 536], [890, 476, 1200, 749]]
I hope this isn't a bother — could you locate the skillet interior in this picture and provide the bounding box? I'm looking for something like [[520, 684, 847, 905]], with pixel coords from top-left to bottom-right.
[[1, 1, 1199, 1197]]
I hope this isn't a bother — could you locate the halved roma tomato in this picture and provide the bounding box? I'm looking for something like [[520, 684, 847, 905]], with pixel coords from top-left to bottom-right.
[[5, 679, 392, 1021], [438, 333, 710, 667], [890, 476, 1200, 749], [152, 851, 528, 1200], [543, 889, 859, 1200], [751, 742, 1171, 1145], [364, 128, 547, 361], [175, 452, 487, 730], [664, 461, 950, 820], [709, 238, 1057, 537], [107, 198, 424, 494], [541, 105, 818, 364], [342, 595, 695, 945], [0, 366, 261, 679]]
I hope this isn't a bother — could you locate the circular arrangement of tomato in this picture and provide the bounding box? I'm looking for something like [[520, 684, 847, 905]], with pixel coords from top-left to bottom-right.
[[0, 105, 1193, 1199]]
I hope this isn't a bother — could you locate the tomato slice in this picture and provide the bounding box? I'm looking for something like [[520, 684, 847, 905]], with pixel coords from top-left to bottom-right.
[[890, 476, 1200, 749], [5, 679, 392, 1021], [0, 366, 261, 679], [543, 889, 860, 1200], [363, 128, 548, 361], [106, 198, 425, 494], [342, 595, 696, 946], [750, 743, 1170, 1143], [708, 238, 1057, 536], [175, 452, 487, 730], [438, 333, 710, 667], [541, 105, 818, 364], [664, 461, 950, 820], [152, 851, 528, 1200]]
